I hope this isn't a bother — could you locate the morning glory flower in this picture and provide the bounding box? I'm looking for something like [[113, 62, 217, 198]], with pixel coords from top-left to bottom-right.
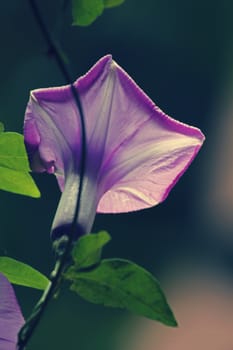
[[24, 55, 205, 239], [0, 273, 24, 350]]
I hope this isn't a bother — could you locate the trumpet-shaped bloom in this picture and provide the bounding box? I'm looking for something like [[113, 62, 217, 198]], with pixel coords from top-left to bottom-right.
[[0, 273, 24, 349], [24, 55, 205, 239]]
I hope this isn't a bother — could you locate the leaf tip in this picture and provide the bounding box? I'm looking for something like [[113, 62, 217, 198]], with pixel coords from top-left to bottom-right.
[[160, 304, 178, 327], [166, 314, 178, 327], [31, 187, 41, 198]]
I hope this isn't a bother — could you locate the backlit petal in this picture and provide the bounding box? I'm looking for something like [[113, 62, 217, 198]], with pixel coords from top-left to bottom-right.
[[0, 273, 24, 349], [24, 55, 204, 237]]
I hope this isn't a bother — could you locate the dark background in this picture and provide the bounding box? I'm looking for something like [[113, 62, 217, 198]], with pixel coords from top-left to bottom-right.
[[0, 1, 232, 349]]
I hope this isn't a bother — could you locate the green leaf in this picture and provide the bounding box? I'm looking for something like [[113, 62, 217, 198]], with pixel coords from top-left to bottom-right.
[[66, 258, 177, 326], [103, 0, 125, 8], [0, 257, 49, 290], [71, 231, 111, 270], [72, 0, 125, 26], [72, 0, 104, 26], [0, 132, 40, 197]]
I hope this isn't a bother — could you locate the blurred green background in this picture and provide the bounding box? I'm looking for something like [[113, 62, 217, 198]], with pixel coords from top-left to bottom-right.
[[0, 1, 233, 349]]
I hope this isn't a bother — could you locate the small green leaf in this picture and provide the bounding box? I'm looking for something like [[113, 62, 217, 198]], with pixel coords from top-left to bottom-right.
[[71, 231, 111, 269], [72, 0, 104, 26], [72, 0, 125, 26], [0, 122, 4, 132], [66, 258, 177, 326], [0, 132, 30, 171], [0, 132, 40, 197], [0, 257, 49, 290], [103, 0, 125, 8]]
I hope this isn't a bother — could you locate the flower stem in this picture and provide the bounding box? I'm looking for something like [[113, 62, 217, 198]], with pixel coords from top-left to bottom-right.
[[28, 0, 87, 244], [17, 1, 87, 348], [17, 259, 61, 350]]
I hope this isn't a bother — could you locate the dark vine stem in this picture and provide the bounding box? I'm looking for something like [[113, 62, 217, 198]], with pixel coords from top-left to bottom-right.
[[17, 0, 86, 349]]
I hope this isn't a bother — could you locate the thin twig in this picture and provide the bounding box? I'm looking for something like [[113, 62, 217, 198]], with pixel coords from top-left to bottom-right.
[[17, 0, 86, 348]]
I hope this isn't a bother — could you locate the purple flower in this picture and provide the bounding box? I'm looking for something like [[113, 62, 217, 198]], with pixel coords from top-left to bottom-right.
[[0, 273, 24, 349], [24, 55, 205, 239]]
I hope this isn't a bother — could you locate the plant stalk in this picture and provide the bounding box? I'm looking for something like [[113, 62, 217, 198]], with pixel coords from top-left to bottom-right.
[[17, 1, 86, 348]]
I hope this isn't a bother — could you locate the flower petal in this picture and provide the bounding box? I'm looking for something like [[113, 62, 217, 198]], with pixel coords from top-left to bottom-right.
[[24, 55, 204, 238], [96, 60, 204, 211], [0, 273, 24, 349], [77, 56, 204, 212]]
